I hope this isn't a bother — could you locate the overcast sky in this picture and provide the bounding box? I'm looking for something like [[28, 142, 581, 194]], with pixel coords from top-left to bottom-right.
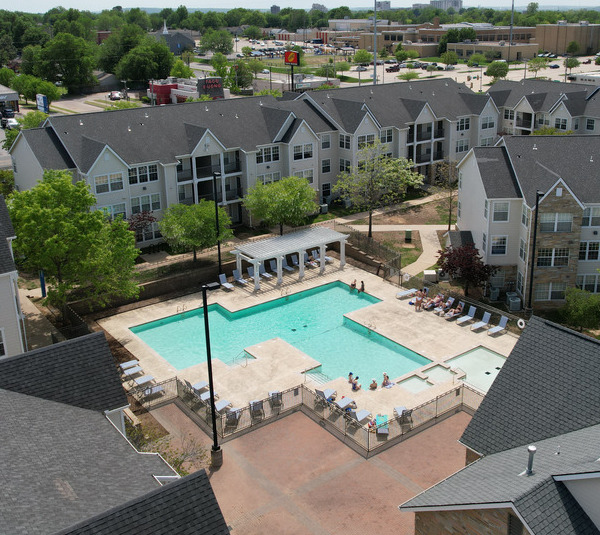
[[16, 1, 600, 15]]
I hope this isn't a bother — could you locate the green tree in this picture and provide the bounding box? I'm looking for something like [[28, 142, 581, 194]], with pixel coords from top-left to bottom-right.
[[526, 2, 538, 16], [10, 74, 38, 103], [426, 64, 437, 76], [200, 29, 233, 55], [19, 110, 49, 129], [171, 59, 195, 78], [37, 33, 96, 93], [432, 160, 458, 232], [241, 46, 252, 57], [596, 56, 600, 66], [336, 61, 350, 73], [441, 50, 458, 66], [532, 126, 574, 135], [244, 26, 262, 41], [256, 88, 282, 97], [436, 244, 495, 297], [333, 139, 423, 238], [354, 49, 373, 65], [565, 57, 580, 74], [158, 201, 233, 261], [227, 60, 252, 89], [116, 38, 174, 83], [467, 53, 486, 67], [125, 7, 150, 30], [316, 63, 336, 78], [211, 53, 229, 79], [33, 79, 61, 103], [0, 34, 17, 66], [8, 170, 139, 318], [0, 170, 14, 197], [398, 71, 420, 81], [485, 61, 509, 82], [0, 67, 16, 87], [241, 11, 267, 28], [379, 48, 389, 58], [247, 58, 264, 78], [1, 128, 18, 151], [97, 24, 145, 74], [406, 50, 419, 60], [566, 41, 579, 56], [527, 56, 549, 79], [244, 176, 317, 235], [395, 49, 409, 62], [561, 288, 600, 332]]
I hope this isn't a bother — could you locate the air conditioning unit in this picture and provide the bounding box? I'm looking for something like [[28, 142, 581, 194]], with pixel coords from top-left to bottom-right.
[[505, 291, 518, 305], [508, 296, 522, 311], [437, 269, 450, 281]]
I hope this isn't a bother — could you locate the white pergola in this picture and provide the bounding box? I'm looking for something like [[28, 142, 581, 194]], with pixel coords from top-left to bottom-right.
[[233, 227, 349, 291]]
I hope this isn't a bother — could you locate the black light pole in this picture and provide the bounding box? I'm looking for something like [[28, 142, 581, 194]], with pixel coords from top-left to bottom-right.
[[212, 171, 222, 274], [526, 190, 544, 313], [202, 282, 223, 467]]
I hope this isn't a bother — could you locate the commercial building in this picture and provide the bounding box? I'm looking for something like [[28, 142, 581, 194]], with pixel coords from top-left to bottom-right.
[[536, 21, 600, 56]]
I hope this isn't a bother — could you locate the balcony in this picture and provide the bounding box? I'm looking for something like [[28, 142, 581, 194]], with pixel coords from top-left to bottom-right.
[[178, 196, 194, 205], [432, 150, 444, 161], [416, 153, 431, 164], [516, 118, 532, 129], [198, 187, 243, 203], [196, 164, 221, 179], [416, 130, 432, 142], [223, 159, 242, 174], [177, 169, 193, 182], [433, 128, 445, 138]]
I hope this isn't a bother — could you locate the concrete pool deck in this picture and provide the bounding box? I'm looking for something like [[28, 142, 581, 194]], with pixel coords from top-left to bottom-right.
[[99, 260, 518, 417]]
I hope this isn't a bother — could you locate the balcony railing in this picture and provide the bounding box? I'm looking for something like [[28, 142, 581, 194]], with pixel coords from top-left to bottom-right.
[[416, 153, 431, 164], [176, 170, 193, 182], [432, 150, 444, 161], [196, 164, 221, 179], [223, 159, 241, 173], [433, 128, 445, 138], [516, 118, 532, 129], [416, 130, 432, 142], [198, 187, 243, 203], [178, 196, 194, 205]]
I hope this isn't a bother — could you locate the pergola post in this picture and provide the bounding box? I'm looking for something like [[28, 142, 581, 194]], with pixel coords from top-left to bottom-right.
[[276, 256, 283, 285], [340, 240, 346, 268], [297, 250, 305, 279], [319, 244, 326, 274], [236, 254, 242, 274], [252, 260, 260, 291]]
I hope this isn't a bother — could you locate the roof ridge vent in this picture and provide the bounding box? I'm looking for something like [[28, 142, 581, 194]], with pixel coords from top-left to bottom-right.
[[533, 144, 537, 150], [79, 119, 83, 126], [519, 445, 537, 476], [205, 106, 209, 112], [591, 155, 594, 163]]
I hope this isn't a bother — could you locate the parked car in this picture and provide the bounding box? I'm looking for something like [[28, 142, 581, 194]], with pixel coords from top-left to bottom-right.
[[549, 64, 560, 69], [1, 107, 14, 118], [4, 118, 19, 130], [583, 59, 592, 64], [355, 66, 368, 72], [261, 69, 270, 74], [384, 59, 397, 64], [386, 64, 400, 72], [108, 91, 123, 100], [236, 53, 244, 57]]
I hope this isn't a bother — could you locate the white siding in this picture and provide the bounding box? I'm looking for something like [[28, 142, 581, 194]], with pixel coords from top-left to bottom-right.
[[0, 272, 24, 357], [456, 152, 488, 255], [564, 478, 600, 528], [11, 136, 45, 191]]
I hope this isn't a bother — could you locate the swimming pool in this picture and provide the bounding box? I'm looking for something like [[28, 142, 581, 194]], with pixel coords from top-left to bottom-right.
[[131, 281, 429, 381], [446, 347, 507, 393]]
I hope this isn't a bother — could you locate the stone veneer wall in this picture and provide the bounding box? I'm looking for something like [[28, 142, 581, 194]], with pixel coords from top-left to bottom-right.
[[415, 509, 527, 535], [531, 187, 583, 310]]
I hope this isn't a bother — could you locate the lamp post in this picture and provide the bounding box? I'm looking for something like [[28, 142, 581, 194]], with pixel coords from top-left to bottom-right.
[[202, 281, 223, 468], [479, 65, 483, 92], [212, 171, 222, 274], [526, 190, 544, 314]]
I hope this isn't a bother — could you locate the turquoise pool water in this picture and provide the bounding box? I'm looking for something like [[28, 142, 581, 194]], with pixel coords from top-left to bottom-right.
[[131, 282, 429, 381]]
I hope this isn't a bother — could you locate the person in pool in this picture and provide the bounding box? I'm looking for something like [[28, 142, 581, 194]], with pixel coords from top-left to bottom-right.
[[348, 372, 354, 384], [350, 280, 357, 291], [352, 377, 362, 391], [369, 378, 378, 390], [382, 373, 391, 387]]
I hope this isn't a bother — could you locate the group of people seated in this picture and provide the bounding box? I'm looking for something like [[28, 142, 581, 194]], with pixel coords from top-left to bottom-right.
[[421, 293, 463, 317], [349, 279, 365, 293], [349, 372, 393, 391]]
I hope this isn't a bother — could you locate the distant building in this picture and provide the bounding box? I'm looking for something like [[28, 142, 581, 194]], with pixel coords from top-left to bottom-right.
[[413, 0, 462, 10], [536, 21, 600, 56], [149, 20, 195, 56], [376, 1, 392, 10], [312, 3, 328, 12], [271, 5, 281, 14]]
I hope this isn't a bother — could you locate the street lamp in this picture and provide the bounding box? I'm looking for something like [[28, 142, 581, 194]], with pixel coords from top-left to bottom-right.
[[201, 281, 223, 468], [212, 171, 222, 275], [479, 65, 483, 92], [526, 190, 545, 314]]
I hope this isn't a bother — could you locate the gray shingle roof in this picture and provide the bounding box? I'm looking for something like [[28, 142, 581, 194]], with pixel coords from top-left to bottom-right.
[[402, 424, 600, 535], [0, 331, 128, 412], [502, 135, 600, 206], [0, 387, 174, 535], [0, 194, 16, 275], [54, 470, 229, 535], [472, 146, 522, 199], [18, 127, 75, 170], [461, 316, 600, 457], [447, 230, 474, 248]]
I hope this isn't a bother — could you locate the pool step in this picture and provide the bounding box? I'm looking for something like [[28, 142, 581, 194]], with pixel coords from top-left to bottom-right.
[[306, 370, 332, 384]]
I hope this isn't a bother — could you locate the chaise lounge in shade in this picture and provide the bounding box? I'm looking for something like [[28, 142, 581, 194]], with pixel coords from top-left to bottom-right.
[[488, 315, 509, 335], [233, 269, 248, 285], [218, 273, 234, 291], [346, 409, 371, 426], [281, 258, 295, 272]]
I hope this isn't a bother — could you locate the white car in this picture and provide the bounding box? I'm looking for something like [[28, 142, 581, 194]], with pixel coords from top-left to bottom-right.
[[5, 118, 19, 130], [261, 69, 270, 74]]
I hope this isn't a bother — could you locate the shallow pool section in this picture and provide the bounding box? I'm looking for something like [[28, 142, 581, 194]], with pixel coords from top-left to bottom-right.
[[425, 365, 457, 384], [398, 376, 432, 394], [446, 346, 507, 393], [131, 281, 430, 380]]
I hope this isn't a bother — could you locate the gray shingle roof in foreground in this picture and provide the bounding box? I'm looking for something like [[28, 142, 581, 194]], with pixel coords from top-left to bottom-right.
[[19, 127, 76, 170], [461, 316, 600, 457], [55, 470, 229, 535], [401, 424, 600, 535], [472, 146, 521, 200], [0, 388, 174, 535], [0, 331, 127, 411]]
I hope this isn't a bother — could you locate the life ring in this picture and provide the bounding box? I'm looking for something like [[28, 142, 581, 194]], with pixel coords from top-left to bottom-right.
[[517, 318, 526, 330]]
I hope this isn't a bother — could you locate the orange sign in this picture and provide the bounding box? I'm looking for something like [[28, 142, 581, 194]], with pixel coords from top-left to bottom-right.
[[284, 50, 300, 66]]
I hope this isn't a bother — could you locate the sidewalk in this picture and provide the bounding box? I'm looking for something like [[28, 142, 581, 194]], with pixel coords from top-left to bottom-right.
[[18, 288, 65, 351]]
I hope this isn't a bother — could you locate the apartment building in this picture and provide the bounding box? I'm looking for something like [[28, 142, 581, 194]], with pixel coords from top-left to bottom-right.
[[490, 79, 600, 137], [456, 135, 600, 310], [9, 79, 494, 245], [0, 195, 25, 358]]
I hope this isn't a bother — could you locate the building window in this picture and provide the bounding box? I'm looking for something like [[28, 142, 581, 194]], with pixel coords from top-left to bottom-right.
[[131, 194, 160, 214], [481, 137, 494, 147], [0, 329, 4, 357], [339, 134, 351, 149], [340, 159, 350, 172], [586, 119, 595, 131], [504, 109, 515, 120], [493, 202, 509, 222], [257, 146, 280, 164], [257, 172, 281, 184], [357, 134, 375, 149], [554, 118, 567, 130], [457, 118, 470, 131], [484, 199, 488, 219], [481, 116, 495, 129], [94, 173, 123, 194], [136, 221, 162, 243], [535, 282, 566, 301], [539, 212, 573, 232], [579, 242, 600, 261], [293, 143, 313, 160], [582, 207, 600, 227], [491, 236, 507, 255], [297, 169, 313, 183], [482, 232, 487, 253], [522, 205, 530, 227], [456, 139, 469, 153], [129, 165, 158, 184], [516, 271, 524, 294], [537, 247, 569, 267], [519, 238, 527, 263], [321, 134, 330, 149], [322, 183, 331, 198], [321, 159, 331, 173], [380, 128, 393, 143], [100, 203, 126, 221], [577, 274, 600, 293]]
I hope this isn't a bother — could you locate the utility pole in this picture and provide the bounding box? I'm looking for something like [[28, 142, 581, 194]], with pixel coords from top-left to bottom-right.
[[373, 0, 378, 85]]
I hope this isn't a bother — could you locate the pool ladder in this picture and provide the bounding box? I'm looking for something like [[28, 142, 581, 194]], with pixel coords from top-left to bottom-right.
[[176, 304, 187, 314], [232, 351, 250, 368]]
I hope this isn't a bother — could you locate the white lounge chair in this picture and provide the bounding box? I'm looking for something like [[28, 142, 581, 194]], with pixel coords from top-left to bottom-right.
[[394, 406, 407, 418], [259, 264, 273, 279], [281, 258, 295, 272], [250, 400, 264, 419], [247, 266, 258, 279], [123, 365, 143, 377], [471, 311, 492, 331], [269, 390, 283, 409], [445, 301, 465, 320], [133, 374, 154, 386], [488, 315, 509, 335], [143, 385, 165, 399], [303, 253, 318, 268], [290, 254, 300, 268], [225, 408, 242, 428], [218, 273, 234, 291], [192, 380, 209, 392], [119, 359, 138, 371], [312, 249, 332, 263], [347, 409, 371, 425], [215, 399, 232, 412], [456, 305, 477, 325], [316, 388, 336, 401], [233, 269, 248, 285], [200, 390, 219, 402], [396, 287, 417, 299], [335, 397, 355, 410]]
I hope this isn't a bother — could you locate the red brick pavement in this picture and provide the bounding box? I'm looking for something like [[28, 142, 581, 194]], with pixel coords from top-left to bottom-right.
[[151, 405, 471, 535]]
